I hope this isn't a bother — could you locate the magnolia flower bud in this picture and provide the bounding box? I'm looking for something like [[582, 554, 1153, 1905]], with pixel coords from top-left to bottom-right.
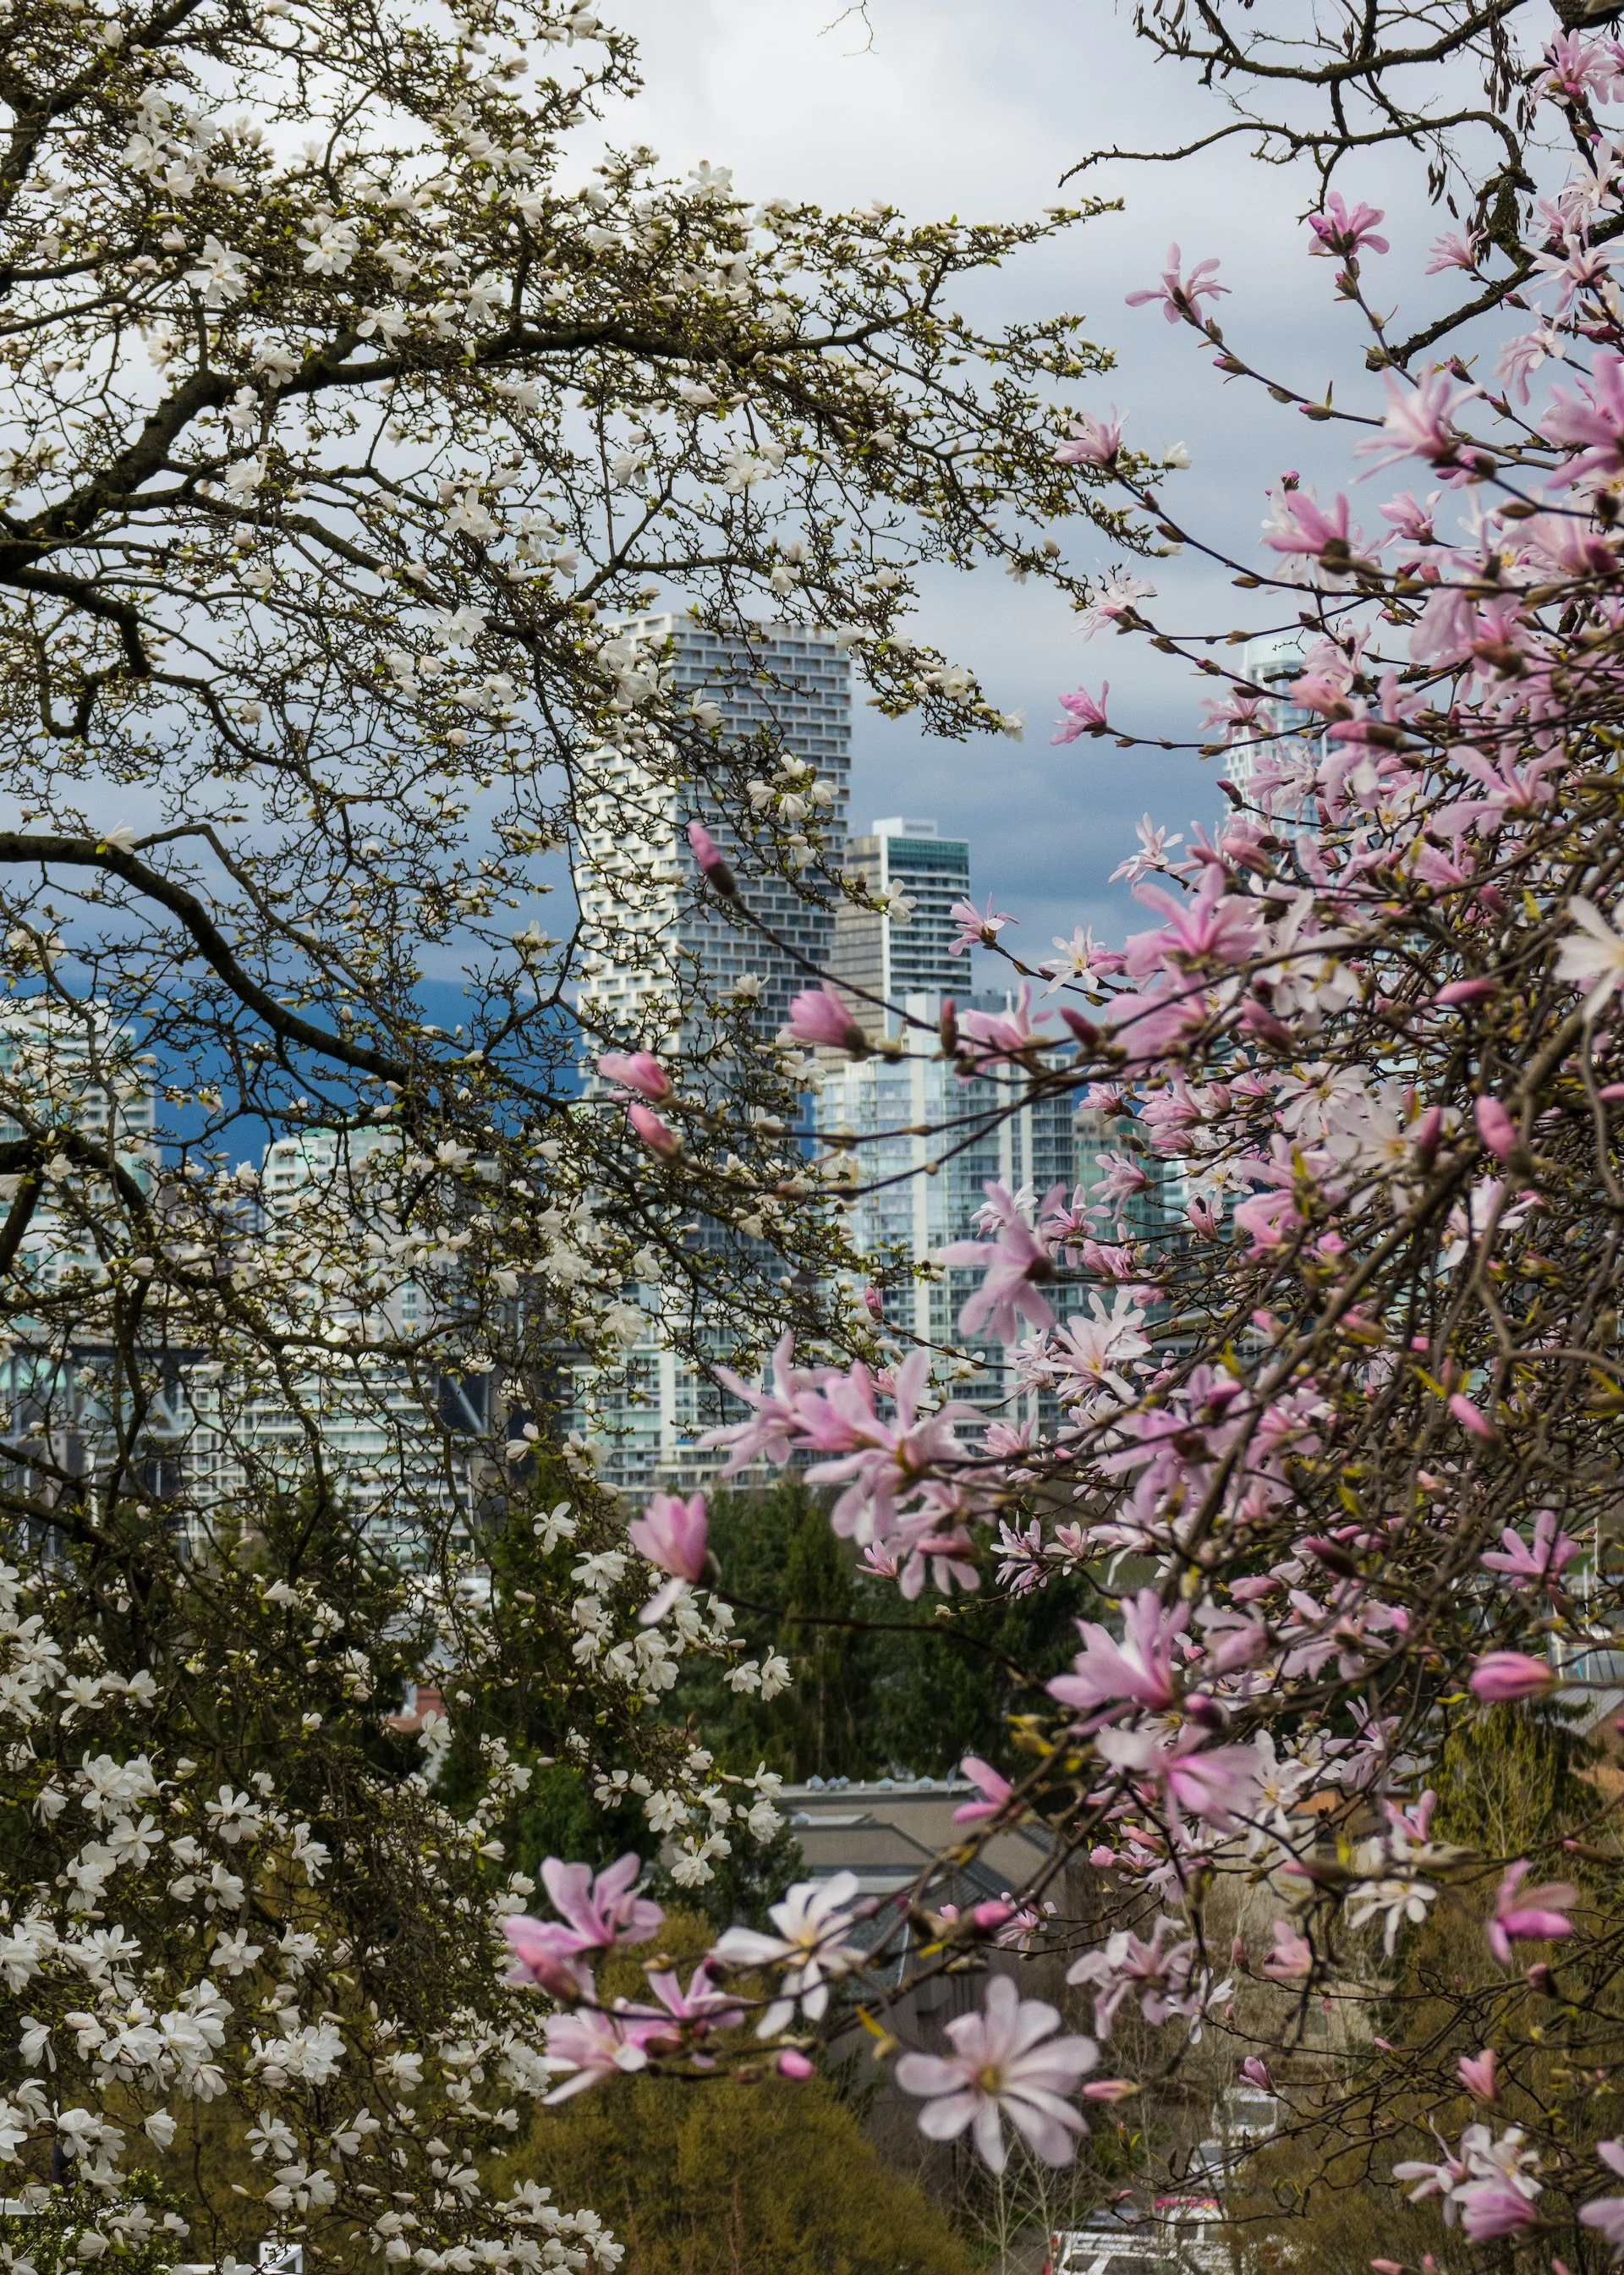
[[687, 820, 736, 895]]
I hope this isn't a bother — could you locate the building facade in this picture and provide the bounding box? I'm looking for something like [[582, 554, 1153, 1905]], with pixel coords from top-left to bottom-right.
[[814, 993, 1089, 1420], [1229, 631, 1324, 826], [228, 1125, 486, 1552], [575, 615, 852, 1039], [0, 1113, 489, 1558], [829, 817, 969, 1029], [570, 617, 855, 1492]]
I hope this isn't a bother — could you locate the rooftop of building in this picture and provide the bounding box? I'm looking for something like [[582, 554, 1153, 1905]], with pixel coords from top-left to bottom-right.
[[779, 1775, 1050, 1905], [874, 815, 949, 838]]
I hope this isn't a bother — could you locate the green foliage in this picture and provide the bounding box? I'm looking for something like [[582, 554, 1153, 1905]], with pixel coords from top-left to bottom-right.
[[510, 1761, 648, 1878], [429, 1474, 1094, 1933], [1433, 1696, 1598, 1859], [0, 2180, 185, 2275], [521, 2074, 972, 2275], [675, 1479, 1096, 1783]]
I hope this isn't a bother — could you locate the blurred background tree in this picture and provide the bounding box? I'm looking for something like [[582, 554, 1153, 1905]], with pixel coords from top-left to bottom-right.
[[672, 1480, 1096, 1785]]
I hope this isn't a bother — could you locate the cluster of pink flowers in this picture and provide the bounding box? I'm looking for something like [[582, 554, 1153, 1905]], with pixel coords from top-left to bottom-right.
[[551, 29, 1624, 2239]]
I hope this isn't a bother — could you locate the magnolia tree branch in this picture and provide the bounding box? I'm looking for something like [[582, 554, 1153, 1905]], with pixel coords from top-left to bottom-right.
[[491, 16, 1624, 2266]]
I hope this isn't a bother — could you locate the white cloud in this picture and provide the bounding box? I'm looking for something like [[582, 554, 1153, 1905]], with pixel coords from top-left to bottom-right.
[[593, 0, 1508, 937]]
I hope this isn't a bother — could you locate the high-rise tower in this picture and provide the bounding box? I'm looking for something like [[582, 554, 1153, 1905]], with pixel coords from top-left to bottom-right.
[[575, 616, 851, 1040], [1227, 633, 1322, 825], [570, 615, 851, 1492], [830, 817, 970, 1027]]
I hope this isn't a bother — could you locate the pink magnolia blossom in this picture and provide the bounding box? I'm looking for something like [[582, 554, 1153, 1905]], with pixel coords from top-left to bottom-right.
[[1458, 2048, 1497, 2101], [500, 1914, 594, 2002], [1264, 486, 1356, 563], [1544, 354, 1624, 486], [1393, 2138, 1469, 2218], [1076, 569, 1157, 640], [628, 1487, 708, 1581], [1480, 1508, 1579, 1591], [1045, 1296, 1150, 1407], [1449, 1391, 1500, 1442], [1458, 2180, 1539, 2240], [1232, 1180, 1303, 1258], [1096, 982, 1210, 1069], [1241, 2056, 1273, 2091], [1469, 1651, 1554, 1704], [1307, 191, 1390, 258], [1067, 1915, 1201, 2035], [1199, 685, 1276, 742], [1110, 814, 1184, 882], [1124, 864, 1264, 974], [1529, 230, 1624, 310], [1288, 666, 1356, 717], [1427, 229, 1483, 275], [957, 986, 1054, 1070], [1239, 995, 1293, 1050], [1496, 324, 1558, 404], [1541, 27, 1624, 103], [1488, 1860, 1577, 1965], [540, 1853, 664, 1954], [953, 1755, 1015, 1825], [596, 1050, 672, 1103], [1052, 684, 1110, 742], [1519, 508, 1623, 578], [937, 1184, 1058, 1343], [712, 1871, 865, 2036], [628, 1488, 710, 1621], [796, 1348, 979, 1541], [1056, 410, 1124, 466], [1126, 244, 1230, 327], [784, 981, 868, 1055], [628, 1102, 680, 1157], [1379, 489, 1440, 544], [890, 1507, 980, 1601], [895, 1974, 1098, 2172], [623, 1959, 745, 2052], [1356, 369, 1481, 474], [1049, 1588, 1188, 1726], [947, 894, 1015, 953], [540, 2007, 660, 2102], [1437, 745, 1559, 837], [1261, 1921, 1314, 1982], [700, 1333, 831, 1473], [504, 1855, 665, 1999], [1041, 924, 1125, 986], [1473, 1095, 1518, 1160], [1095, 1725, 1264, 1832], [686, 819, 736, 893], [1579, 2141, 1624, 2250]]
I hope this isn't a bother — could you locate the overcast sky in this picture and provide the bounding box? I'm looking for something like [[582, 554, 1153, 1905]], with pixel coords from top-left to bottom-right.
[[584, 0, 1470, 953]]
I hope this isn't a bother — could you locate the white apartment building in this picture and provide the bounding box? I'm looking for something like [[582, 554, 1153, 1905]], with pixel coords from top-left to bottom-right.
[[829, 817, 970, 1032], [569, 617, 853, 1492], [815, 994, 1087, 1419], [575, 615, 853, 1040]]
